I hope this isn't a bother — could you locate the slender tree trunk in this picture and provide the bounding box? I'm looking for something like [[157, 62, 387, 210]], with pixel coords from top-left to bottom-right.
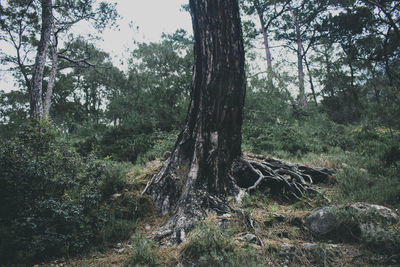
[[256, 7, 272, 74], [30, 0, 53, 118], [289, 6, 306, 107], [303, 53, 317, 106], [44, 24, 58, 118]]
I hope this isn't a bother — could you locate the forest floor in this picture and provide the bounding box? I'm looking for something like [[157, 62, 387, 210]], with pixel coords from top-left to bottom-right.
[[38, 158, 397, 267]]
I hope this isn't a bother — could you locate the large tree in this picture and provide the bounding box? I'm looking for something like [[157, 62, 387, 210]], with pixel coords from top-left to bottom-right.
[[30, 0, 53, 118], [143, 0, 332, 243]]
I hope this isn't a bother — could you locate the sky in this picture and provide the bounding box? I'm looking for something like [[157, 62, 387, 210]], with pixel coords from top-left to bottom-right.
[[97, 0, 192, 67], [0, 0, 193, 92]]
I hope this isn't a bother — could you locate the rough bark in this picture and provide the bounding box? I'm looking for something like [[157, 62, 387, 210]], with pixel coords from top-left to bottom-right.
[[143, 0, 245, 242], [30, 0, 53, 118], [289, 6, 306, 107], [44, 23, 58, 118], [143, 0, 333, 243]]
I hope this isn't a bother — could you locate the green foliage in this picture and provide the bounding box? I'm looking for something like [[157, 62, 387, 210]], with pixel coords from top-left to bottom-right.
[[241, 190, 270, 209], [183, 220, 263, 266], [97, 160, 132, 197], [336, 127, 400, 208], [137, 130, 178, 164], [0, 122, 141, 264], [128, 232, 160, 267], [243, 104, 354, 159]]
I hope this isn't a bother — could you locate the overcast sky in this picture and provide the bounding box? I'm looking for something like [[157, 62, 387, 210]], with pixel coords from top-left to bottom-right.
[[98, 0, 192, 66], [0, 0, 193, 92]]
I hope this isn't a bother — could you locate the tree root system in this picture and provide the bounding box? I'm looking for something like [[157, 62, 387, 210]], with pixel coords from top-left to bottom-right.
[[142, 153, 334, 243]]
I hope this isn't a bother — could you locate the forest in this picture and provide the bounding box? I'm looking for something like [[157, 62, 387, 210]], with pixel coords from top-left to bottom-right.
[[0, 0, 399, 266]]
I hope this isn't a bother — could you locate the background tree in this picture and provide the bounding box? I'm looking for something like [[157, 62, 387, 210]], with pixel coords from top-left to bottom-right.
[[241, 0, 290, 79], [0, 0, 118, 119], [30, 0, 52, 118]]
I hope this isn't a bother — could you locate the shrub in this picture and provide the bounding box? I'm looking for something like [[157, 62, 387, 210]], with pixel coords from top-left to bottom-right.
[[336, 165, 400, 207], [128, 232, 160, 267], [182, 220, 263, 266], [0, 122, 139, 264], [98, 160, 133, 197]]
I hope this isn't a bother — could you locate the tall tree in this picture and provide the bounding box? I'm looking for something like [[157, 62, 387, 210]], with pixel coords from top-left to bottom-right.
[[30, 0, 53, 118], [288, 4, 306, 106], [241, 0, 289, 78], [143, 0, 330, 243], [0, 0, 118, 119]]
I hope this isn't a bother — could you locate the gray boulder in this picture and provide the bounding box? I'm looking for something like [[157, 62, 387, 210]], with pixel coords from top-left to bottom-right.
[[305, 202, 399, 252]]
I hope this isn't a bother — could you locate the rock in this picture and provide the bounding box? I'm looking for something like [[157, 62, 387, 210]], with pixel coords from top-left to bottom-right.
[[305, 206, 338, 237], [111, 193, 122, 199], [350, 202, 398, 223], [302, 242, 339, 251], [305, 202, 399, 252], [114, 248, 125, 254], [302, 243, 317, 250], [243, 233, 258, 244], [279, 242, 296, 256]]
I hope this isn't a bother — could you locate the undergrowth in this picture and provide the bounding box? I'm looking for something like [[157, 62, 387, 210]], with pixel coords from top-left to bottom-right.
[[0, 121, 148, 265], [182, 219, 264, 267]]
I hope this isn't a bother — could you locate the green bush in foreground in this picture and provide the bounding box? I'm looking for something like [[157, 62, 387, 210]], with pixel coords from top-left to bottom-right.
[[182, 220, 263, 267], [336, 127, 400, 208], [128, 232, 160, 267], [0, 122, 135, 264]]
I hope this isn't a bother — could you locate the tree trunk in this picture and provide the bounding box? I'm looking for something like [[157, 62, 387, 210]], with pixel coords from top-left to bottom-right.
[[143, 0, 246, 242], [303, 53, 317, 106], [289, 6, 306, 107], [30, 0, 53, 119], [44, 23, 58, 118], [256, 7, 273, 75], [143, 0, 333, 243]]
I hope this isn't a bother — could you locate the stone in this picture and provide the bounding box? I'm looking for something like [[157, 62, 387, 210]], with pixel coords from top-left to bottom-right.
[[302, 243, 317, 250], [279, 242, 296, 256], [111, 193, 122, 199], [243, 233, 258, 244], [305, 206, 338, 237], [305, 202, 399, 252]]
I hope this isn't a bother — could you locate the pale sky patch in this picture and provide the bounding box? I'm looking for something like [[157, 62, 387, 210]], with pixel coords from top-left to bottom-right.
[[0, 0, 192, 92]]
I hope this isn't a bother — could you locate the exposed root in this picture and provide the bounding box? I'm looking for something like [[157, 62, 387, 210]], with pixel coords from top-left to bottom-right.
[[235, 153, 334, 201], [143, 153, 334, 243], [234, 208, 264, 246]]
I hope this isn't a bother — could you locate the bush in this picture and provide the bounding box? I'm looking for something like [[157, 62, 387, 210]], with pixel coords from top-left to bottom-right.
[[128, 232, 160, 267], [182, 220, 263, 266], [0, 122, 139, 264], [336, 164, 400, 207], [336, 128, 400, 208], [137, 130, 178, 163]]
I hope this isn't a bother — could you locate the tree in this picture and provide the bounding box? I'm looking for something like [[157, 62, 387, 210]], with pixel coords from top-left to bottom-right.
[[241, 0, 290, 79], [143, 0, 331, 243], [30, 0, 53, 118], [0, 0, 118, 119]]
